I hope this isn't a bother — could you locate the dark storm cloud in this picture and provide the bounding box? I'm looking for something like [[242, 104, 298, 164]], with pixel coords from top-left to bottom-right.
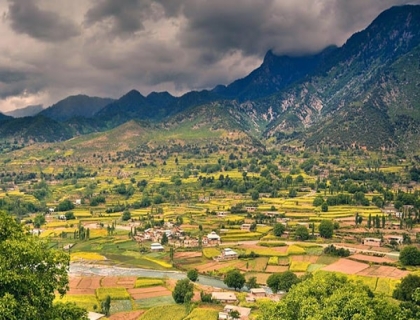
[[177, 0, 420, 59], [7, 0, 80, 42], [84, 0, 184, 36]]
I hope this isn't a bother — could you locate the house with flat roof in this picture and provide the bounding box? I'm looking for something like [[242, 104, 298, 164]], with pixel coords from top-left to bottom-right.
[[212, 292, 238, 304], [150, 242, 164, 251], [362, 237, 382, 247]]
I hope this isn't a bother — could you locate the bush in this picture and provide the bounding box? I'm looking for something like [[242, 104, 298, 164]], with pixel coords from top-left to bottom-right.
[[187, 269, 199, 282], [323, 244, 350, 257], [399, 246, 420, 266]]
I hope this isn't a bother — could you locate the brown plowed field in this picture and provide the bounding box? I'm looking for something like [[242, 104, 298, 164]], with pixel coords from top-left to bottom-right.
[[101, 276, 136, 288], [322, 258, 369, 274], [128, 286, 171, 300], [356, 265, 409, 279], [174, 252, 202, 259], [351, 254, 395, 264], [265, 266, 289, 273], [109, 310, 145, 320]]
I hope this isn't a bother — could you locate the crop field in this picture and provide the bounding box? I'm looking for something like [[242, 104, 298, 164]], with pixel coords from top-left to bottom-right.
[[138, 305, 188, 320], [4, 133, 420, 319], [184, 308, 220, 320]]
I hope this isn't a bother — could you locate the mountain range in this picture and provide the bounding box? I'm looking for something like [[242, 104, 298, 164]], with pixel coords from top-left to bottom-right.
[[1, 5, 420, 151]]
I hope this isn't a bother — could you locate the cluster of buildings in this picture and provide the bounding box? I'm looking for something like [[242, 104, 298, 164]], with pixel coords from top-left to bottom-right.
[[133, 225, 223, 251]]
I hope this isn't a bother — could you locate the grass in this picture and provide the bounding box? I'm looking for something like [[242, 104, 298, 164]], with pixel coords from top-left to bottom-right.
[[70, 252, 106, 261], [138, 305, 188, 320], [184, 308, 219, 320], [289, 261, 310, 272], [203, 248, 220, 259], [135, 278, 164, 288], [134, 296, 175, 309], [110, 299, 132, 314], [287, 245, 306, 255], [54, 294, 98, 311], [96, 287, 130, 301]]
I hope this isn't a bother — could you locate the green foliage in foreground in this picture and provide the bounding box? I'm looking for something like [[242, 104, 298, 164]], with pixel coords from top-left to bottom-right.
[[0, 211, 88, 320], [259, 272, 406, 320]]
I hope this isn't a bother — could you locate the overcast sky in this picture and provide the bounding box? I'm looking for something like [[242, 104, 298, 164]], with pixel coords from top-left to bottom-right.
[[0, 0, 419, 112]]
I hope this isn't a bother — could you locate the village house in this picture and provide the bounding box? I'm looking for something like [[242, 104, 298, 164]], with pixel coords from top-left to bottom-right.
[[150, 242, 164, 252], [204, 231, 221, 246], [241, 223, 252, 231], [362, 237, 382, 247], [385, 235, 404, 245], [211, 292, 238, 304], [250, 288, 266, 297], [75, 199, 82, 205], [217, 248, 238, 261], [218, 305, 251, 320], [217, 211, 229, 218], [245, 206, 257, 213]]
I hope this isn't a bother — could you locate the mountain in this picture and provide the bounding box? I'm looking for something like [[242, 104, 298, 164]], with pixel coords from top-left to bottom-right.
[[4, 105, 44, 118], [259, 4, 420, 149], [95, 89, 221, 126], [0, 113, 12, 122], [212, 46, 336, 102], [0, 116, 73, 142], [39, 95, 114, 121]]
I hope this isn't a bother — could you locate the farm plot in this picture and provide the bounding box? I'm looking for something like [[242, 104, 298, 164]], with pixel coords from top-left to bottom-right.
[[109, 310, 145, 320], [356, 265, 409, 279], [68, 276, 101, 295], [138, 305, 188, 320], [174, 252, 202, 259], [128, 286, 172, 300], [101, 276, 136, 288], [322, 258, 369, 274], [134, 296, 175, 309], [265, 265, 289, 273], [350, 254, 395, 264]]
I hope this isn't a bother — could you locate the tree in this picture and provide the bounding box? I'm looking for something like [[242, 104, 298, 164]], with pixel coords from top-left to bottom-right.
[[65, 211, 75, 220], [319, 220, 334, 238], [313, 196, 324, 207], [0, 211, 88, 319], [172, 278, 194, 304], [266, 271, 299, 293], [58, 199, 75, 212], [122, 210, 131, 221], [224, 269, 245, 291], [260, 272, 403, 320], [101, 295, 111, 317], [187, 269, 199, 282], [246, 276, 259, 289], [399, 246, 420, 266], [229, 310, 241, 319], [161, 232, 168, 245], [321, 202, 328, 212], [33, 214, 46, 228], [273, 223, 286, 237], [393, 274, 420, 301], [251, 190, 259, 201], [295, 225, 309, 240]]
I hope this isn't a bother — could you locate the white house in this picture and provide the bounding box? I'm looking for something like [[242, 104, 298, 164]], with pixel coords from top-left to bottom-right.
[[212, 292, 238, 303], [207, 231, 221, 242], [150, 242, 164, 251]]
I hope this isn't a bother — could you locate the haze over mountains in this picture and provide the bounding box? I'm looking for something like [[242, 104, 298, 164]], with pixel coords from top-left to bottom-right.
[[1, 5, 420, 150]]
